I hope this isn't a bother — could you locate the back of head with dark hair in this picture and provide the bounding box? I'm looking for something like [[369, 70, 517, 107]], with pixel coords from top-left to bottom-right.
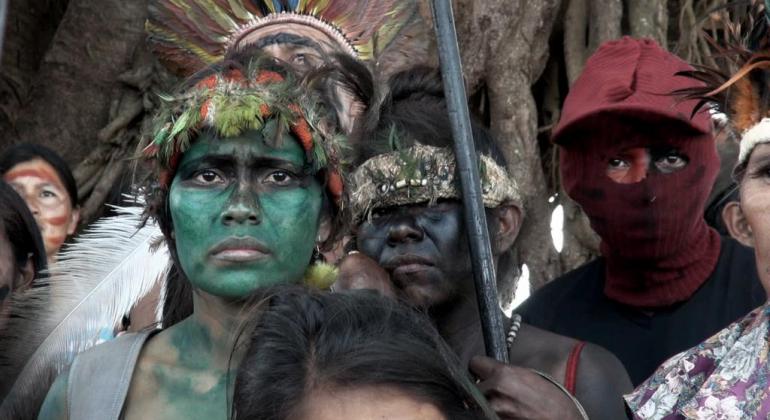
[[0, 181, 47, 278], [353, 66, 507, 169], [0, 143, 79, 207], [233, 288, 494, 420]]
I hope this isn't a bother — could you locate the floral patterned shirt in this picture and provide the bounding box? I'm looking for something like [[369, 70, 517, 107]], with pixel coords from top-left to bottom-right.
[[625, 303, 770, 419]]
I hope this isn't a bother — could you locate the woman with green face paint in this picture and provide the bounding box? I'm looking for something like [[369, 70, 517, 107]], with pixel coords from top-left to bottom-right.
[[36, 56, 358, 420]]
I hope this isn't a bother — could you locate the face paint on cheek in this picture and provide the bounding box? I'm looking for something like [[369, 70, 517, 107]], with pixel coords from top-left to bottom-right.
[[171, 184, 324, 298], [258, 185, 323, 275], [38, 210, 72, 258], [6, 162, 74, 258], [44, 235, 67, 252], [168, 135, 326, 299]]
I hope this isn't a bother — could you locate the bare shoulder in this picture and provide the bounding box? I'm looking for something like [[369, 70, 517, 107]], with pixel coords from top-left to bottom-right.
[[577, 342, 631, 382], [573, 341, 632, 392], [121, 330, 176, 420], [510, 323, 629, 379], [573, 342, 633, 420], [510, 323, 632, 420], [127, 328, 177, 394], [508, 322, 579, 375]]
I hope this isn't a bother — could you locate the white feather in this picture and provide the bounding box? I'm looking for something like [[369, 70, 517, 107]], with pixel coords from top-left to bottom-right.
[[0, 204, 169, 418]]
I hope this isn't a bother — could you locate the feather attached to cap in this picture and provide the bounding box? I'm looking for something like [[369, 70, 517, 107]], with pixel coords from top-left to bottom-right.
[[0, 204, 169, 419], [674, 0, 770, 162]]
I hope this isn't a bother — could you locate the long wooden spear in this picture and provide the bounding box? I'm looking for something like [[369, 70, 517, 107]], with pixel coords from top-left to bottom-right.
[[430, 0, 509, 363]]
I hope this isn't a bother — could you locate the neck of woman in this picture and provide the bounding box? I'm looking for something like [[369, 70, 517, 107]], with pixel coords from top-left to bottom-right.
[[434, 292, 487, 366], [169, 290, 253, 372]]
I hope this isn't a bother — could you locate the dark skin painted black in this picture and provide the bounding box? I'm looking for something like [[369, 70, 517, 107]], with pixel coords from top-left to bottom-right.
[[337, 201, 633, 420]]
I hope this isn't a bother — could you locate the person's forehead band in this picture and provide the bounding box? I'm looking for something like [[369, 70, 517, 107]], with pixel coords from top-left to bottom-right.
[[349, 144, 520, 224], [142, 67, 345, 202]]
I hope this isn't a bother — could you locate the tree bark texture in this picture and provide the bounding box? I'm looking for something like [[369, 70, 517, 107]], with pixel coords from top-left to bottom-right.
[[564, 0, 588, 84], [628, 0, 668, 45], [0, 0, 67, 136], [588, 0, 622, 53], [11, 0, 148, 166], [453, 0, 563, 290]]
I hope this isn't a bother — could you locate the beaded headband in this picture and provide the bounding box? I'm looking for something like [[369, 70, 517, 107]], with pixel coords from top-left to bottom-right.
[[349, 144, 520, 224]]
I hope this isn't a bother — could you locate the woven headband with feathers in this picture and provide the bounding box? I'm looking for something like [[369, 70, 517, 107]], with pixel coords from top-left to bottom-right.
[[146, 0, 426, 77], [674, 0, 770, 165], [141, 61, 347, 201]]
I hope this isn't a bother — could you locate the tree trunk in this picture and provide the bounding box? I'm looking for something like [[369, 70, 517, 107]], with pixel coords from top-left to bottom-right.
[[12, 0, 148, 166], [454, 0, 563, 291], [564, 0, 588, 84], [0, 0, 68, 136], [628, 0, 668, 45], [588, 0, 622, 53]]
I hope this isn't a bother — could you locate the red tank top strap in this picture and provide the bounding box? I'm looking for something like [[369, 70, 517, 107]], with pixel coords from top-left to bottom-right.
[[564, 341, 586, 395]]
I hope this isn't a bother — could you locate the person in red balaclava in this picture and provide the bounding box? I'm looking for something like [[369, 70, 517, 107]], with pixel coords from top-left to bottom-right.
[[518, 37, 766, 386]]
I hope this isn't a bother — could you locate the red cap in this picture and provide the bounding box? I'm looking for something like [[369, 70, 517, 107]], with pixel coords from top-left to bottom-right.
[[552, 37, 711, 145]]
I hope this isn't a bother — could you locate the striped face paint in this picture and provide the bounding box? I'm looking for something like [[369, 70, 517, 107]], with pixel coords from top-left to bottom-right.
[[4, 159, 78, 261]]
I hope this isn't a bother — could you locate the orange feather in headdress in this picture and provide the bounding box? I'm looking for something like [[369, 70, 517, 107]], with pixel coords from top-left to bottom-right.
[[731, 76, 762, 133], [673, 1, 770, 139]]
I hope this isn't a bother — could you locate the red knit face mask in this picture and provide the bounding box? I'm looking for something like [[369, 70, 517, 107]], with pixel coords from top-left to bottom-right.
[[560, 115, 722, 307]]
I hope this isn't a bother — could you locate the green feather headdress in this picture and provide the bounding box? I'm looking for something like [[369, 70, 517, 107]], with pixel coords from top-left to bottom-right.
[[142, 62, 346, 201], [349, 143, 521, 224]]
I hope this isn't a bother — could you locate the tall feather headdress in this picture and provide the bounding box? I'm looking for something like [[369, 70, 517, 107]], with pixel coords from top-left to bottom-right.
[[674, 0, 770, 166], [0, 204, 169, 419], [146, 0, 428, 77]]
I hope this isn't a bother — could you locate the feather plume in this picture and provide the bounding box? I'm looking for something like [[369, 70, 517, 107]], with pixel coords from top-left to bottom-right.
[[0, 204, 169, 419], [146, 0, 427, 77], [673, 0, 770, 137]]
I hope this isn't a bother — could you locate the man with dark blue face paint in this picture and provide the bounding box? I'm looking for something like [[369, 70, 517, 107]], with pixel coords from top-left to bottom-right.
[[335, 68, 633, 420]]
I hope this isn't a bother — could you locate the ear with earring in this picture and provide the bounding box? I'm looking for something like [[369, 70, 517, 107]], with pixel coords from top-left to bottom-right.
[[311, 235, 324, 263]]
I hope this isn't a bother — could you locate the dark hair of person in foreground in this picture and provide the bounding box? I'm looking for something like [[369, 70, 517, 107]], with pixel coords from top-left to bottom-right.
[[0, 180, 47, 333], [0, 180, 47, 280], [233, 288, 496, 420]]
